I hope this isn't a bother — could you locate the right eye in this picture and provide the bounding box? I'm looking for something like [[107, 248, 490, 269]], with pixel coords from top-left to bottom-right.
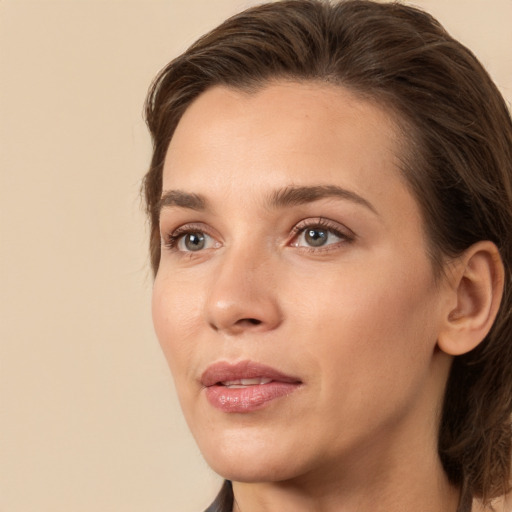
[[165, 227, 218, 253], [179, 231, 208, 251]]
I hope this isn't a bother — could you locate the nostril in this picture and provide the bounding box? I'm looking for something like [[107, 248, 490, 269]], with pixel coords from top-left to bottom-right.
[[237, 318, 262, 326], [208, 316, 264, 333]]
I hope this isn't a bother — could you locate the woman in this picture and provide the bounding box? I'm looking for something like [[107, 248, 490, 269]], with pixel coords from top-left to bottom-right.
[[142, 1, 512, 511]]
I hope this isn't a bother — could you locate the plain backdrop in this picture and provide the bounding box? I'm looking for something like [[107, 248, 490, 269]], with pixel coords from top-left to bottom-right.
[[1, 1, 511, 511]]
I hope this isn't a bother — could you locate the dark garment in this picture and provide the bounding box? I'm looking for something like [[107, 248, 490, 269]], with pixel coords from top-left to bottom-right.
[[204, 480, 233, 512]]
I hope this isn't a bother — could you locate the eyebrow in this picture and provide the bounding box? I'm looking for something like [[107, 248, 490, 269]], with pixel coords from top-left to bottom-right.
[[157, 185, 377, 215], [268, 185, 377, 214], [157, 190, 207, 213]]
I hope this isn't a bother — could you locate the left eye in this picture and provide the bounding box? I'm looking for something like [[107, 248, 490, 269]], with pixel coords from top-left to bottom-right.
[[292, 226, 344, 248]]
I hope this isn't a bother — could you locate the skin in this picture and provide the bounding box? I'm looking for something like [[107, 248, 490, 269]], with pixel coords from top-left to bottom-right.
[[152, 82, 462, 512]]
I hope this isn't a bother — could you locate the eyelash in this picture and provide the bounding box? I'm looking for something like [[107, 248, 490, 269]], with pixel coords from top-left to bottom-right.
[[290, 217, 355, 250], [162, 218, 354, 253], [163, 223, 213, 251]]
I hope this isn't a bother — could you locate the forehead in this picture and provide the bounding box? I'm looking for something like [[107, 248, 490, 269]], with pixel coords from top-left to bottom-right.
[[162, 81, 413, 217]]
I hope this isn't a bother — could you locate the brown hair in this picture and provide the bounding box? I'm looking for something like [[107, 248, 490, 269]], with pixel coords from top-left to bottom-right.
[[143, 0, 512, 506]]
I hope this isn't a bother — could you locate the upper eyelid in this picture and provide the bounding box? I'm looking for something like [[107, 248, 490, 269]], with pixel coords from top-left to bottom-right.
[[292, 217, 356, 238], [162, 221, 214, 236]]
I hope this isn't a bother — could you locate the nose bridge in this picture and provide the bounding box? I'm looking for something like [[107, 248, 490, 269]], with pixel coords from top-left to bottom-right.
[[205, 240, 282, 334]]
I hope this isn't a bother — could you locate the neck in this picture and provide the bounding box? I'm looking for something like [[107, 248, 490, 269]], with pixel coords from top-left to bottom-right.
[[232, 449, 460, 512]]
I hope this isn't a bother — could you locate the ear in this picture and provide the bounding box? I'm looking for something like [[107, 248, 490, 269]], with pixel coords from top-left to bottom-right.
[[437, 241, 505, 356]]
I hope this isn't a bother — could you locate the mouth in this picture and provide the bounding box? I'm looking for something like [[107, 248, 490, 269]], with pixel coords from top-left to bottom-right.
[[218, 377, 274, 388], [201, 360, 302, 413]]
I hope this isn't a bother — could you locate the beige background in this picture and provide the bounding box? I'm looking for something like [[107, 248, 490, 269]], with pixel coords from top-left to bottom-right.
[[1, 1, 511, 511]]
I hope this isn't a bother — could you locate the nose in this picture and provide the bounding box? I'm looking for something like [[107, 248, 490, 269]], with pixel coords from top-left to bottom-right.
[[205, 247, 283, 335]]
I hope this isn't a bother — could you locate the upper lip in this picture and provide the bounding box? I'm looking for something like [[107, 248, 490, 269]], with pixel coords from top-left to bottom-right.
[[201, 360, 302, 387]]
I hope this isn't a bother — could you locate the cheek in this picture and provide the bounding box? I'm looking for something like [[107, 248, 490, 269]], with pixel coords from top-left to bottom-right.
[[151, 272, 203, 377], [292, 257, 440, 396]]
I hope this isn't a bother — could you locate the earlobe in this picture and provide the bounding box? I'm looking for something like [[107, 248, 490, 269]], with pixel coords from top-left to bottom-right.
[[437, 241, 504, 356]]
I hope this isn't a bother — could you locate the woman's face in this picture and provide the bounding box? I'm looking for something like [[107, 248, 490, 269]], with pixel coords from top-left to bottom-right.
[[153, 82, 452, 483]]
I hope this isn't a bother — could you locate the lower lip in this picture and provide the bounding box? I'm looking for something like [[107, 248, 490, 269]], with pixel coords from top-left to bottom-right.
[[205, 382, 300, 413]]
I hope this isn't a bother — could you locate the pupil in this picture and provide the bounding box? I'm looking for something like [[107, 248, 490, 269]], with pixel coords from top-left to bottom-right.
[[185, 232, 205, 251], [305, 229, 327, 247]]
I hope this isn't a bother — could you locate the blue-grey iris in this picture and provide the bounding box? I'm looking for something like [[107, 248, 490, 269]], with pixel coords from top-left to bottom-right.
[[184, 232, 206, 251], [305, 229, 328, 247]]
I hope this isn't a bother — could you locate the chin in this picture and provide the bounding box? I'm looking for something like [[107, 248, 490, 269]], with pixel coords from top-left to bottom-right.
[[208, 457, 298, 484], [196, 429, 305, 483]]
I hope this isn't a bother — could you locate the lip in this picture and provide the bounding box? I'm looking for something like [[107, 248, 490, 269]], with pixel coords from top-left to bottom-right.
[[201, 360, 301, 387], [201, 360, 302, 413]]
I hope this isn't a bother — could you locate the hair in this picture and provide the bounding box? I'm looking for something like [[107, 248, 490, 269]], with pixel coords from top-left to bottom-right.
[[143, 0, 512, 508]]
